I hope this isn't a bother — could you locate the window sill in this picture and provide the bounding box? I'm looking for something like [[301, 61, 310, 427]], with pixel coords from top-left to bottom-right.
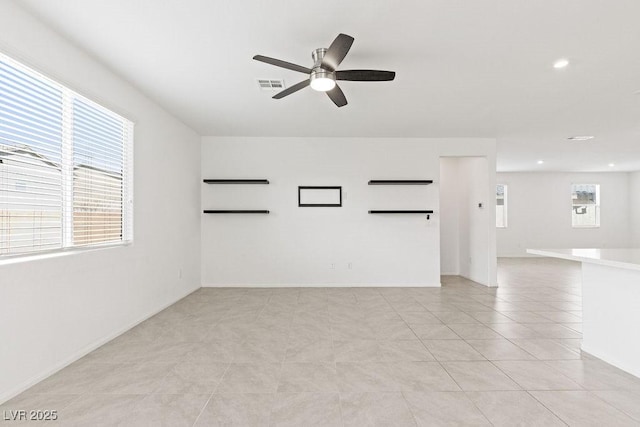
[[0, 241, 132, 267]]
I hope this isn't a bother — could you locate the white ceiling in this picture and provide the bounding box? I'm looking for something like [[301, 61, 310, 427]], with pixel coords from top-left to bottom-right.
[[15, 0, 640, 172]]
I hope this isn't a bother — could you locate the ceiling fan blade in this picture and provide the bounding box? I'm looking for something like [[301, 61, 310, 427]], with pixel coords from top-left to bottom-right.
[[336, 70, 396, 81], [253, 55, 312, 74], [272, 79, 310, 99], [326, 84, 348, 107], [321, 34, 354, 72]]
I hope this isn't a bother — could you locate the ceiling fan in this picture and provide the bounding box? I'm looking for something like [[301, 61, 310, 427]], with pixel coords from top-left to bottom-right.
[[253, 33, 395, 107]]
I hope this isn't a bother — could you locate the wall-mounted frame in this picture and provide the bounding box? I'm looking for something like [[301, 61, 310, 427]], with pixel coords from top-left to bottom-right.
[[298, 186, 342, 207]]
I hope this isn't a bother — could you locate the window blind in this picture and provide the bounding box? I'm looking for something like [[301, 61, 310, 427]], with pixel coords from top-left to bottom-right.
[[0, 53, 133, 256]]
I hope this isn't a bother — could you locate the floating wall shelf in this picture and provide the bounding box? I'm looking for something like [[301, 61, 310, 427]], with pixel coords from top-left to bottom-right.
[[203, 210, 270, 214], [203, 179, 269, 184], [368, 180, 433, 185], [368, 210, 434, 214], [368, 180, 433, 218], [203, 179, 270, 213]]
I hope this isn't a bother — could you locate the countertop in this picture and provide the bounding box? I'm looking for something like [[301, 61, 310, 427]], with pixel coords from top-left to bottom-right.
[[526, 248, 640, 272]]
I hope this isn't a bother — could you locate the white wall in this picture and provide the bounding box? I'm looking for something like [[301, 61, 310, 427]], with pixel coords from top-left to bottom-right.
[[0, 2, 201, 402], [631, 171, 640, 247], [439, 158, 460, 274], [497, 172, 631, 257], [458, 157, 495, 285], [201, 137, 497, 287], [440, 157, 497, 286]]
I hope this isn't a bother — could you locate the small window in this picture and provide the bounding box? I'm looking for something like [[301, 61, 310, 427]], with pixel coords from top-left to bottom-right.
[[571, 184, 599, 228], [496, 184, 507, 228]]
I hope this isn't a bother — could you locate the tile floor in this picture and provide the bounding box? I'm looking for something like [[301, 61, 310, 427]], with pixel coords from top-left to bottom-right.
[[3, 257, 640, 426]]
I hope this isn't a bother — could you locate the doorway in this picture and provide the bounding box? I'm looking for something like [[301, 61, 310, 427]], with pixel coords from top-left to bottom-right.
[[439, 156, 496, 286]]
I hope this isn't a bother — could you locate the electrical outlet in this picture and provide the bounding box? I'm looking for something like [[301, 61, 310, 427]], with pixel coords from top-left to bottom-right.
[[348, 262, 353, 269], [330, 263, 335, 270]]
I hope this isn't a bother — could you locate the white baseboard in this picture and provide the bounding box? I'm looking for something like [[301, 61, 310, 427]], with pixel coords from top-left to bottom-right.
[[202, 282, 442, 288], [459, 274, 497, 288], [497, 253, 539, 258], [0, 285, 200, 404]]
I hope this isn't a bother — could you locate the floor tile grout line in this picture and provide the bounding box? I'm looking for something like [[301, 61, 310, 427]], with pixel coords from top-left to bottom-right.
[[587, 389, 640, 422], [398, 390, 427, 427], [523, 390, 575, 427], [485, 358, 586, 392], [190, 391, 215, 427], [335, 390, 346, 427], [502, 336, 579, 361], [191, 358, 234, 425], [378, 287, 441, 360], [457, 391, 499, 426]]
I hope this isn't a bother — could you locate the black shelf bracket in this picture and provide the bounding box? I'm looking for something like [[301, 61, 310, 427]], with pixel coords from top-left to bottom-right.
[[203, 179, 269, 184], [203, 210, 270, 214], [368, 180, 433, 185]]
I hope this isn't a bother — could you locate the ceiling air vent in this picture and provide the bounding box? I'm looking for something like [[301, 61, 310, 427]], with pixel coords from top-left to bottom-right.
[[257, 79, 285, 91]]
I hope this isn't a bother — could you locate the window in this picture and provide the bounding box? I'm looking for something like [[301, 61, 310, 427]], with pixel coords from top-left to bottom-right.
[[496, 184, 507, 228], [571, 184, 599, 228], [0, 53, 133, 256]]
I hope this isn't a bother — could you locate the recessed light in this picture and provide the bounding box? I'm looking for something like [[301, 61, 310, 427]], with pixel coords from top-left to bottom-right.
[[553, 58, 569, 69], [567, 136, 594, 141], [537, 160, 544, 164], [609, 163, 615, 167]]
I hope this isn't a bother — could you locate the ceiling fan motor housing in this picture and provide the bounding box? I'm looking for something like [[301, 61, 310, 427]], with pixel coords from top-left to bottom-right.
[[311, 48, 328, 68], [311, 48, 336, 88]]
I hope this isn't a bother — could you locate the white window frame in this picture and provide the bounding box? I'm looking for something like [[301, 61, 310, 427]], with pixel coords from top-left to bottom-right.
[[571, 183, 600, 228], [496, 184, 508, 228], [0, 52, 134, 259]]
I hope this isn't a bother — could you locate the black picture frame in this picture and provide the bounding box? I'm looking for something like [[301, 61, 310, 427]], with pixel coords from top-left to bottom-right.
[[298, 186, 342, 207]]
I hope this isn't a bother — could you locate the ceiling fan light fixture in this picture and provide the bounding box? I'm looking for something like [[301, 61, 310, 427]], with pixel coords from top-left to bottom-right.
[[310, 72, 336, 92], [310, 77, 335, 92]]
